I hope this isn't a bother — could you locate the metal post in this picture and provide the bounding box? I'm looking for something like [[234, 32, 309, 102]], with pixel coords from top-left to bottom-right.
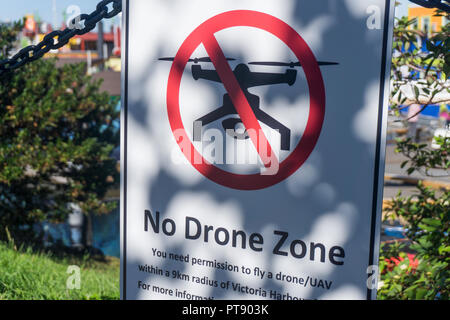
[[52, 0, 57, 29], [97, 21, 104, 71]]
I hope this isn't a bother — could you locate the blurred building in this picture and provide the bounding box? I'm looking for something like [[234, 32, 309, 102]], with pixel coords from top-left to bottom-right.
[[408, 6, 449, 35], [37, 25, 122, 58], [17, 14, 122, 73]]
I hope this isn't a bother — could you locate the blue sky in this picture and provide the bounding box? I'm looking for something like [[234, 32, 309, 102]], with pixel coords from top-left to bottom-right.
[[396, 0, 414, 17], [0, 0, 120, 29], [0, 0, 413, 27]]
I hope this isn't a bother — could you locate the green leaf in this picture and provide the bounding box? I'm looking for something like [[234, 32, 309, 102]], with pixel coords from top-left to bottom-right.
[[415, 288, 428, 299], [438, 246, 450, 254], [413, 86, 420, 99], [421, 218, 442, 228], [401, 160, 409, 169]]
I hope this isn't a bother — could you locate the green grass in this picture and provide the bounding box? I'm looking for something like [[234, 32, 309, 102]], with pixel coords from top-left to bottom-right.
[[0, 242, 120, 300]]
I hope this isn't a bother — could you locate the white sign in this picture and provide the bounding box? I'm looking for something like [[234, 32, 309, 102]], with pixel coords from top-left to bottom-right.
[[121, 0, 394, 300]]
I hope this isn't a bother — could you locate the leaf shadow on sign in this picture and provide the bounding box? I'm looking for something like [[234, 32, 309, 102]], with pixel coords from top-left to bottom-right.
[[125, 0, 390, 300]]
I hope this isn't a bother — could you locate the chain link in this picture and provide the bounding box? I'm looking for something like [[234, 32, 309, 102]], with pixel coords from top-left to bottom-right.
[[0, 0, 122, 76], [0, 0, 447, 76]]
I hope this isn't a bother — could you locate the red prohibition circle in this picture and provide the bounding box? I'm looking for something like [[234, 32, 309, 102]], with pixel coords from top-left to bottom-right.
[[166, 10, 326, 190]]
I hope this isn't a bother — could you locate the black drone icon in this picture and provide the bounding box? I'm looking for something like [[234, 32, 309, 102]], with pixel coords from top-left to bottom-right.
[[159, 57, 338, 151]]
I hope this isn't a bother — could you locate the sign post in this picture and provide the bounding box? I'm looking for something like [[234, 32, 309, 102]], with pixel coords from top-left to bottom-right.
[[121, 0, 395, 300]]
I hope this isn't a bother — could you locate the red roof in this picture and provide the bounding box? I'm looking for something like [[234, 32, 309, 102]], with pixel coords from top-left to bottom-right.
[[74, 32, 115, 42]]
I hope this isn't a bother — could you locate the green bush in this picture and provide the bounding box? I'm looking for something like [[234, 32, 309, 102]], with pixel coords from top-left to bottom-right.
[[0, 23, 120, 243], [379, 182, 449, 300], [378, 10, 449, 300]]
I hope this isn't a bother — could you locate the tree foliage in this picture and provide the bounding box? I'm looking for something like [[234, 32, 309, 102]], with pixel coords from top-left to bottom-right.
[[390, 13, 450, 112], [0, 23, 119, 243], [395, 136, 449, 176], [378, 11, 449, 300], [379, 182, 449, 300], [0, 21, 23, 58]]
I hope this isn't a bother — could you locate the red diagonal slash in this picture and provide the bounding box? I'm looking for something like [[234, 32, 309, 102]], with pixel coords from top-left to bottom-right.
[[166, 10, 325, 190], [202, 34, 279, 169]]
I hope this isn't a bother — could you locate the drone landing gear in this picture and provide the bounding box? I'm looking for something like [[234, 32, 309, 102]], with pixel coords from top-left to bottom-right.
[[193, 105, 233, 141], [253, 108, 291, 151], [193, 108, 291, 151]]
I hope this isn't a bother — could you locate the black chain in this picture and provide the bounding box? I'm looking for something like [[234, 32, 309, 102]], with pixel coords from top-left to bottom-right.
[[0, 0, 122, 76], [409, 0, 450, 13], [0, 0, 447, 76]]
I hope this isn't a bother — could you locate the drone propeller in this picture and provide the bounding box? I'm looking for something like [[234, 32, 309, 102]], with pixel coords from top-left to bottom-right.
[[159, 57, 236, 63], [248, 61, 339, 68]]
